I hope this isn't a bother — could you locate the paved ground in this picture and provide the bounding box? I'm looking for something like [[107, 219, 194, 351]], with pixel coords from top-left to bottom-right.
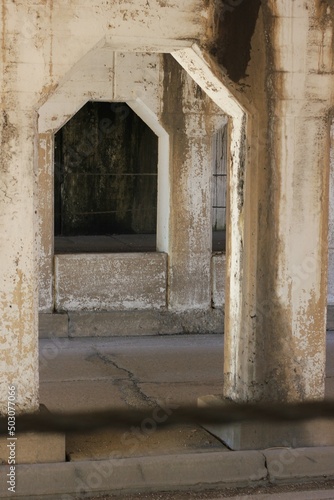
[[40, 333, 334, 413], [39, 333, 334, 460], [2, 334, 334, 497], [39, 334, 226, 413], [40, 334, 229, 461], [90, 481, 334, 499], [31, 332, 334, 500]]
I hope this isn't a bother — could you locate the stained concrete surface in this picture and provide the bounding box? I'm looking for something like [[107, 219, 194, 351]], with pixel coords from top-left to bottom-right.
[[66, 424, 227, 462], [39, 334, 228, 460], [39, 333, 334, 462], [39, 334, 226, 412]]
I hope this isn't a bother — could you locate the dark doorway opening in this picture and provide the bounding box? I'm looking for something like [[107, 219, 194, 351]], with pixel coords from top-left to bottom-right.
[[54, 101, 158, 253], [212, 126, 227, 253]]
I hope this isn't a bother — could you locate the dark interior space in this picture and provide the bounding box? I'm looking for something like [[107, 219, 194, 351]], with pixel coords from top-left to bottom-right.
[[54, 101, 226, 254], [54, 101, 158, 252]]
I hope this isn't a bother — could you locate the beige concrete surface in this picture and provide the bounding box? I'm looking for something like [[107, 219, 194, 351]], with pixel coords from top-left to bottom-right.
[[55, 253, 167, 311], [199, 394, 334, 450], [39, 313, 68, 338], [264, 447, 334, 483], [39, 335, 225, 412], [0, 333, 330, 498], [66, 424, 228, 462], [40, 333, 334, 414], [65, 309, 224, 337], [0, 432, 65, 465], [0, 451, 267, 500], [38, 304, 334, 338]]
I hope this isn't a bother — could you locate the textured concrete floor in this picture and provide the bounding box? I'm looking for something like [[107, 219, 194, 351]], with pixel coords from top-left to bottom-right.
[[40, 333, 334, 412], [39, 334, 226, 412], [39, 334, 228, 460], [39, 333, 334, 460]]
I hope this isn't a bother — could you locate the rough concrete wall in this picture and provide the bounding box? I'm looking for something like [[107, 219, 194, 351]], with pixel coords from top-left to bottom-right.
[[55, 253, 167, 311], [212, 254, 226, 307], [0, 0, 210, 413], [39, 46, 226, 315], [38, 52, 166, 312]]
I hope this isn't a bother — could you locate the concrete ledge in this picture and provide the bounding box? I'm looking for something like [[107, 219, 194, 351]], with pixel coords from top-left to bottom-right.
[[264, 446, 334, 483], [198, 396, 334, 450], [39, 313, 68, 339], [39, 307, 334, 337], [68, 309, 224, 336], [0, 451, 266, 499], [0, 432, 65, 465], [200, 419, 334, 451], [55, 252, 167, 311], [38, 308, 224, 337]]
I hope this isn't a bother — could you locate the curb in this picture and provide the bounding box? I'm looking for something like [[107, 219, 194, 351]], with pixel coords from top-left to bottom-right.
[[264, 446, 334, 483], [0, 450, 265, 499], [0, 447, 334, 499]]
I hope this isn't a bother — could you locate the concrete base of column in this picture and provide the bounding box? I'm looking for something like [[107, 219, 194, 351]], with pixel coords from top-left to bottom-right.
[[0, 406, 65, 464], [198, 395, 334, 451]]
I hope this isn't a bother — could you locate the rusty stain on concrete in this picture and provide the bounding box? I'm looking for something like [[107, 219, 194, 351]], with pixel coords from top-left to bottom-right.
[[1, 111, 18, 171], [211, 0, 262, 83]]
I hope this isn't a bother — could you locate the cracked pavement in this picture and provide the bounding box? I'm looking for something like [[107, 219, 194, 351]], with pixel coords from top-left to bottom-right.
[[39, 333, 334, 413], [39, 333, 334, 461], [39, 334, 229, 461], [39, 334, 227, 413]]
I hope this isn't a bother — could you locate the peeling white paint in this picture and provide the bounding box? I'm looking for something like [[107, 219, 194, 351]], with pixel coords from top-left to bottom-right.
[[328, 122, 334, 304], [3, 0, 334, 415], [1, 0, 210, 413], [127, 98, 170, 253]]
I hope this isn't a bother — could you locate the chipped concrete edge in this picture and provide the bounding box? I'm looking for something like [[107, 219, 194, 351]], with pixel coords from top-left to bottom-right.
[[1, 447, 334, 499], [39, 309, 225, 338]]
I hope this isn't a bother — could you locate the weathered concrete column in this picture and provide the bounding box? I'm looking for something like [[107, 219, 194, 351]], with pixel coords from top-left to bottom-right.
[[327, 123, 334, 305], [0, 107, 39, 414], [223, 1, 334, 404], [161, 55, 214, 312], [190, 0, 334, 449]]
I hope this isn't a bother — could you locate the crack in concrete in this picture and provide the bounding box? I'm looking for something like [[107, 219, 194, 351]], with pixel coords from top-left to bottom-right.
[[92, 350, 156, 408], [262, 452, 269, 481]]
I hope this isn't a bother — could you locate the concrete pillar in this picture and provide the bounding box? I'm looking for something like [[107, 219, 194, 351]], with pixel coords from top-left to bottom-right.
[[0, 107, 39, 414], [327, 123, 334, 305], [223, 1, 334, 404], [161, 55, 213, 312]]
